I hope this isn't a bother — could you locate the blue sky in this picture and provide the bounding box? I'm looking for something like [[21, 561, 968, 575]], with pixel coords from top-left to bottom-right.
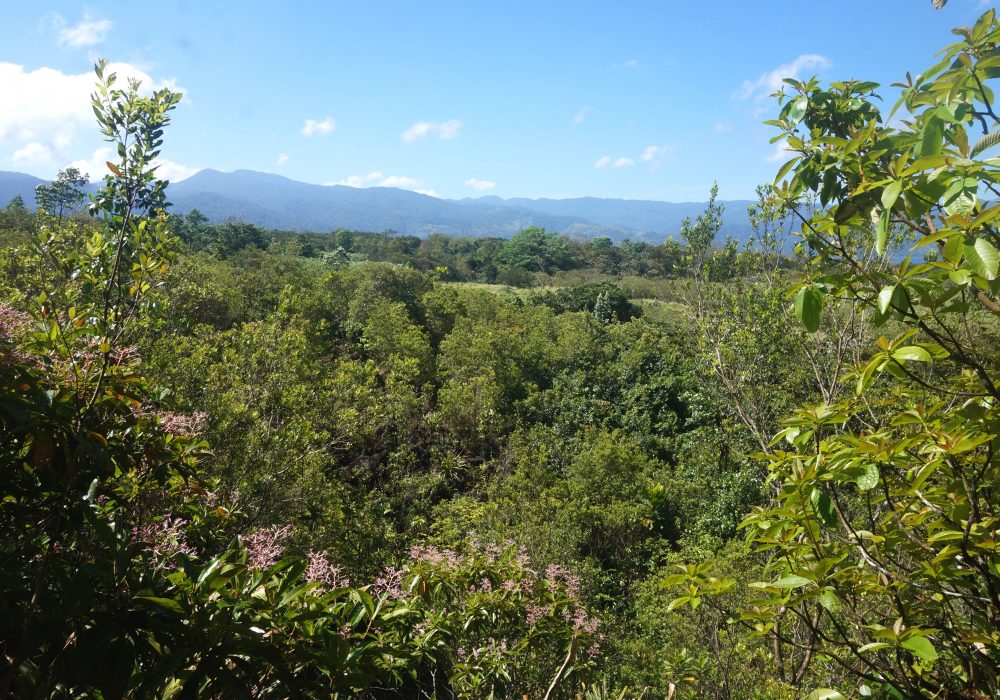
[[1, 1, 996, 202]]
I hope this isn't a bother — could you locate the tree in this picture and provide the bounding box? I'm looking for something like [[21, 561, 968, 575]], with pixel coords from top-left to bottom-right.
[[34, 166, 89, 221], [671, 11, 1000, 698], [498, 226, 572, 274], [5, 194, 26, 211], [680, 182, 724, 279]]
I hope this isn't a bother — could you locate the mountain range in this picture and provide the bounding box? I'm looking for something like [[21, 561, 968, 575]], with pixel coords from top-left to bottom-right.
[[1, 169, 759, 244]]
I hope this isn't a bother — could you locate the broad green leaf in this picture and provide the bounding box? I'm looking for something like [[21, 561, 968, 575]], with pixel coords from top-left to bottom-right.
[[135, 596, 185, 615], [856, 463, 879, 491], [901, 636, 938, 662], [811, 488, 838, 528], [881, 181, 902, 210], [771, 575, 812, 589], [949, 268, 972, 285], [971, 129, 1000, 157], [877, 284, 907, 314], [943, 178, 977, 217], [892, 346, 932, 362], [964, 237, 999, 280], [818, 588, 840, 612], [920, 116, 943, 156], [805, 690, 846, 700], [787, 95, 807, 125], [794, 286, 823, 333]]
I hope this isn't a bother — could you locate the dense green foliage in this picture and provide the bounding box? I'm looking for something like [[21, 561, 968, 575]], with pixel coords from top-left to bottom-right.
[[2, 10, 999, 699]]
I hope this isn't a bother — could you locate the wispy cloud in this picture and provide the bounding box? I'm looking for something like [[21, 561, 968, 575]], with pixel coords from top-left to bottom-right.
[[572, 106, 592, 125], [714, 120, 734, 133], [301, 117, 336, 136], [624, 59, 640, 68], [595, 155, 634, 169], [639, 144, 674, 171], [50, 13, 113, 48], [401, 119, 463, 143], [465, 177, 496, 191], [276, 153, 289, 166], [330, 171, 438, 197], [733, 54, 831, 101]]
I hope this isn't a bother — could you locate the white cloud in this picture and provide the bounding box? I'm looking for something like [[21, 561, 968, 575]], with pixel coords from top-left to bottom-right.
[[330, 171, 383, 187], [301, 117, 336, 136], [12, 142, 55, 166], [594, 155, 634, 169], [1, 61, 183, 172], [401, 119, 463, 143], [733, 54, 831, 101], [66, 147, 197, 183], [50, 13, 113, 48], [465, 177, 496, 191], [67, 147, 112, 180], [153, 158, 199, 182], [379, 175, 423, 188], [276, 153, 289, 166], [624, 59, 640, 68], [573, 106, 592, 125], [714, 120, 734, 133], [639, 144, 674, 171], [330, 171, 436, 196]]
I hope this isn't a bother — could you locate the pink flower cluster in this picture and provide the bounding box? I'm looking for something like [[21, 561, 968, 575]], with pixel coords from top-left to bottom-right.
[[158, 411, 209, 437], [544, 563, 581, 597], [242, 524, 292, 570], [372, 565, 406, 599], [304, 549, 349, 589], [409, 544, 461, 569], [526, 603, 549, 626], [132, 516, 197, 560]]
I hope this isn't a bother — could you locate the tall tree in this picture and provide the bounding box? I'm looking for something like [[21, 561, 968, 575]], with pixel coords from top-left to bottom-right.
[[34, 167, 89, 221]]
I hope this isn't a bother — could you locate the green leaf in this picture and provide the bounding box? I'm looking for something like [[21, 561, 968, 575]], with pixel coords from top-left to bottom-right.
[[794, 286, 823, 333], [773, 156, 800, 185], [964, 237, 999, 280], [811, 488, 838, 528], [856, 463, 879, 491], [818, 588, 840, 612], [892, 346, 932, 362], [881, 181, 902, 210], [901, 636, 938, 662], [772, 575, 812, 589], [971, 129, 1000, 157], [135, 596, 185, 615], [920, 116, 943, 156], [805, 690, 846, 700], [786, 96, 807, 125], [876, 207, 890, 256], [877, 284, 907, 315]]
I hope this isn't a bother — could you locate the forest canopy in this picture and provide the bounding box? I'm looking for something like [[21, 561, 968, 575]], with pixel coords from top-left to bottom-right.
[[1, 9, 999, 700]]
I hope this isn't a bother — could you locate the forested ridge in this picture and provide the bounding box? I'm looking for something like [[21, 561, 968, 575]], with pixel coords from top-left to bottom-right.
[[2, 10, 999, 700]]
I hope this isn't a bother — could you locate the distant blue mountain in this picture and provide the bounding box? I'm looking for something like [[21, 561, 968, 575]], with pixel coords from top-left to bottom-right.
[[1, 169, 760, 243], [0, 171, 46, 210]]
